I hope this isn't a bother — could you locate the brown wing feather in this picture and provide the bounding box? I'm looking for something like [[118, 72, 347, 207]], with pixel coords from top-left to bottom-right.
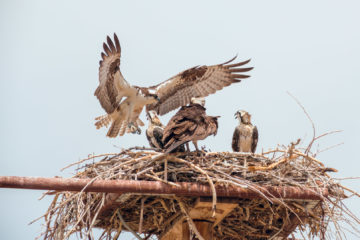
[[95, 33, 131, 114], [149, 57, 253, 115], [232, 126, 240, 152], [251, 126, 258, 153], [162, 105, 205, 143], [163, 104, 218, 153], [107, 117, 123, 138]]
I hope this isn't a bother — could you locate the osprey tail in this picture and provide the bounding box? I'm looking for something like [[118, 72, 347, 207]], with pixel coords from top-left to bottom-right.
[[165, 140, 187, 154], [94, 112, 126, 138], [107, 118, 124, 137], [95, 114, 111, 129], [95, 113, 143, 138]]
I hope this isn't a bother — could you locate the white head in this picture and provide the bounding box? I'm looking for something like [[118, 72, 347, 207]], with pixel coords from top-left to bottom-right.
[[138, 87, 160, 104], [235, 110, 252, 124], [191, 97, 205, 106]]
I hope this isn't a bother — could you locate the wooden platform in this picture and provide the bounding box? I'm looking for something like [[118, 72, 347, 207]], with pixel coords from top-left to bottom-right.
[[160, 197, 238, 240], [162, 198, 320, 240]]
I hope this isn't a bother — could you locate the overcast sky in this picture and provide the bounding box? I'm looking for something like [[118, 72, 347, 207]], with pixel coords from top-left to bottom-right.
[[1, 0, 359, 239]]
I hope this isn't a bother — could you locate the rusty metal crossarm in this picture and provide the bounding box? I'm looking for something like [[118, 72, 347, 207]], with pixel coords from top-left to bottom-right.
[[0, 176, 328, 200]]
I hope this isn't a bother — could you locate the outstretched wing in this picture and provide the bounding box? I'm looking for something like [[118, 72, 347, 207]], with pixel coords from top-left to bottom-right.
[[94, 33, 133, 114], [149, 56, 253, 115]]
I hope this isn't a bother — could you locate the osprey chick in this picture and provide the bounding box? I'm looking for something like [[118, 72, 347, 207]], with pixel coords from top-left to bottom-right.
[[163, 98, 219, 153], [232, 110, 258, 153], [94, 33, 253, 138], [146, 111, 165, 149]]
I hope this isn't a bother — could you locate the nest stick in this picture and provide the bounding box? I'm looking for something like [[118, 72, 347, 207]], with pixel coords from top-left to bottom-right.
[[139, 198, 145, 234], [340, 185, 360, 198], [85, 193, 106, 238], [113, 220, 122, 240], [248, 155, 298, 172], [117, 211, 144, 240], [175, 197, 205, 240], [61, 153, 119, 171], [169, 156, 217, 215], [164, 158, 168, 181], [144, 173, 180, 187]]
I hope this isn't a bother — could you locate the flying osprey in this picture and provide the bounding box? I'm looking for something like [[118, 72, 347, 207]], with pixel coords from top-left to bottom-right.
[[162, 98, 219, 153], [94, 33, 253, 137], [232, 110, 258, 153]]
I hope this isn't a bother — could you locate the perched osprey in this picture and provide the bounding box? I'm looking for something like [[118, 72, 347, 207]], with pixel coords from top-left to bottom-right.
[[145, 110, 165, 149], [94, 33, 253, 137], [232, 110, 258, 153], [162, 98, 219, 153]]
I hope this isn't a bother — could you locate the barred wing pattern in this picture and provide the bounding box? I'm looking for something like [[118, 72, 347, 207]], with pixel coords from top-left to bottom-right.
[[149, 57, 253, 115], [94, 33, 133, 114]]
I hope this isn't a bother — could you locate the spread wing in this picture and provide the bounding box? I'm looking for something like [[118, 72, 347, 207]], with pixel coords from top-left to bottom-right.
[[149, 56, 253, 115], [232, 126, 241, 152], [94, 33, 133, 114], [251, 126, 258, 153]]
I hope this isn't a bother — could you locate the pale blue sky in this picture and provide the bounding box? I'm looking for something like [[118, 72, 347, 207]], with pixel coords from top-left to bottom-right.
[[0, 0, 359, 239]]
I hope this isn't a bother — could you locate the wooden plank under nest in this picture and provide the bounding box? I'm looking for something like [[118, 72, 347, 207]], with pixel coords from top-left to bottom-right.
[[274, 200, 320, 239], [160, 198, 321, 240], [160, 197, 238, 240]]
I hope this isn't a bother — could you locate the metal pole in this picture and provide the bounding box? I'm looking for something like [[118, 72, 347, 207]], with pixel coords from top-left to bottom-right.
[[0, 176, 328, 200]]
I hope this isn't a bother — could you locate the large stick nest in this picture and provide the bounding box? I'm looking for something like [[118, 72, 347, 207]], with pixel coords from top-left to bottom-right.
[[35, 142, 360, 240]]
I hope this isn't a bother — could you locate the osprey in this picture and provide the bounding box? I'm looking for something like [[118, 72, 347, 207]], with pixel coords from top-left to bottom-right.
[[145, 110, 165, 149], [162, 98, 219, 153], [232, 110, 258, 153], [94, 33, 253, 137], [146, 110, 185, 152]]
